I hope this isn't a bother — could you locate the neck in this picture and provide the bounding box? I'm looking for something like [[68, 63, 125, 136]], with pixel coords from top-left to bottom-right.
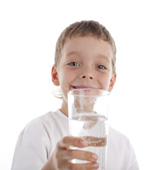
[[60, 100, 68, 117]]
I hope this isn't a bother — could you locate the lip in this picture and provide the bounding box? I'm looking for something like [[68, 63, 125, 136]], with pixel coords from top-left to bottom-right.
[[71, 85, 97, 89]]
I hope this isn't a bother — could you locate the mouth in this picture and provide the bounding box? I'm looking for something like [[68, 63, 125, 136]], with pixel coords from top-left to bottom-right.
[[71, 85, 97, 89]]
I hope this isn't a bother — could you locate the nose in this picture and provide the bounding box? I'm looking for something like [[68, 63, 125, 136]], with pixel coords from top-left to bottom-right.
[[81, 75, 93, 80], [80, 69, 94, 80]]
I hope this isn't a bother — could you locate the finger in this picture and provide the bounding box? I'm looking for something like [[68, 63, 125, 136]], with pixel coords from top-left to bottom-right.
[[67, 161, 99, 170], [58, 136, 88, 148], [64, 149, 98, 162]]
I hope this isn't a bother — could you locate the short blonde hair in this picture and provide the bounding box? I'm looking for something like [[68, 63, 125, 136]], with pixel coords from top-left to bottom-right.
[[54, 20, 116, 73]]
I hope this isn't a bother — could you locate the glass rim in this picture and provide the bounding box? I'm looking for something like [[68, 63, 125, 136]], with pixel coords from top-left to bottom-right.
[[68, 88, 110, 97]]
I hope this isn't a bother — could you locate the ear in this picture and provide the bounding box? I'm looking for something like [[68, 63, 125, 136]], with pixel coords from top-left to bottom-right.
[[108, 73, 116, 92], [51, 65, 60, 86]]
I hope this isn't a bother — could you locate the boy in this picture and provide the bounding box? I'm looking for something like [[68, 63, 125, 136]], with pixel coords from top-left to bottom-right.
[[11, 20, 139, 170]]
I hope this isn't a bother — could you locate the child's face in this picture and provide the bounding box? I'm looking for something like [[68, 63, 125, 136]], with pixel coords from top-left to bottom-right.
[[52, 36, 116, 115]]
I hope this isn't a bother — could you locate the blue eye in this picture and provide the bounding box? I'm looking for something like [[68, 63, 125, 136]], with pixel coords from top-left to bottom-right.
[[68, 62, 79, 66], [97, 65, 107, 69]]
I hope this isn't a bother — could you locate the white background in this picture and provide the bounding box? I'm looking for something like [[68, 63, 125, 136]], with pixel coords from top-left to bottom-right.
[[0, 0, 160, 169]]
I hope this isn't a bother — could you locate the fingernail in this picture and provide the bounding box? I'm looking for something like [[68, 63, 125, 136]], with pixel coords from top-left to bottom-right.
[[92, 154, 98, 160], [92, 163, 99, 168], [80, 140, 87, 147]]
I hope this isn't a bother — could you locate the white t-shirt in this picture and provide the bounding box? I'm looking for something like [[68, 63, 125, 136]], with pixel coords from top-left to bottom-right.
[[11, 110, 139, 170]]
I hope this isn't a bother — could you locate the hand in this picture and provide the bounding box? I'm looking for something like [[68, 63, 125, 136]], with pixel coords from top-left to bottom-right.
[[45, 136, 99, 170]]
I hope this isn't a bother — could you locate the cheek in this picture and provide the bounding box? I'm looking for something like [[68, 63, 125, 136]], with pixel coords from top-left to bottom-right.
[[100, 75, 111, 89], [58, 69, 73, 88]]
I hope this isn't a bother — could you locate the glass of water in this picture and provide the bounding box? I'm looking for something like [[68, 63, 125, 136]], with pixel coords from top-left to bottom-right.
[[68, 88, 110, 170]]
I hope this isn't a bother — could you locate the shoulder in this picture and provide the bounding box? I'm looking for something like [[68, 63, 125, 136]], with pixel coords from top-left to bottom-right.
[[24, 111, 56, 131], [109, 126, 131, 144], [107, 127, 139, 169], [108, 126, 135, 155], [21, 110, 69, 139], [108, 126, 137, 159], [21, 111, 60, 136]]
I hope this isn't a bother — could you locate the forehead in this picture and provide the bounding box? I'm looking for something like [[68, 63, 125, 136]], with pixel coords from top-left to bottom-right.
[[61, 36, 113, 60]]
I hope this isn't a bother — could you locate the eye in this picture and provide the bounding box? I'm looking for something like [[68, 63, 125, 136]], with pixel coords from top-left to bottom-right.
[[68, 62, 80, 66], [97, 65, 107, 70]]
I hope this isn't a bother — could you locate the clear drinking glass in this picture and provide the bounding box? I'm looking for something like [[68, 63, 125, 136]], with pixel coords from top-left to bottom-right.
[[68, 88, 110, 170]]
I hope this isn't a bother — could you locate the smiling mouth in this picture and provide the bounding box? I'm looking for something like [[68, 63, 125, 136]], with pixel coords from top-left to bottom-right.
[[71, 85, 97, 89]]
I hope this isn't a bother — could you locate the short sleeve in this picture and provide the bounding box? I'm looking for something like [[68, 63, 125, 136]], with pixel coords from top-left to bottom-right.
[[11, 120, 50, 170], [127, 141, 139, 170]]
